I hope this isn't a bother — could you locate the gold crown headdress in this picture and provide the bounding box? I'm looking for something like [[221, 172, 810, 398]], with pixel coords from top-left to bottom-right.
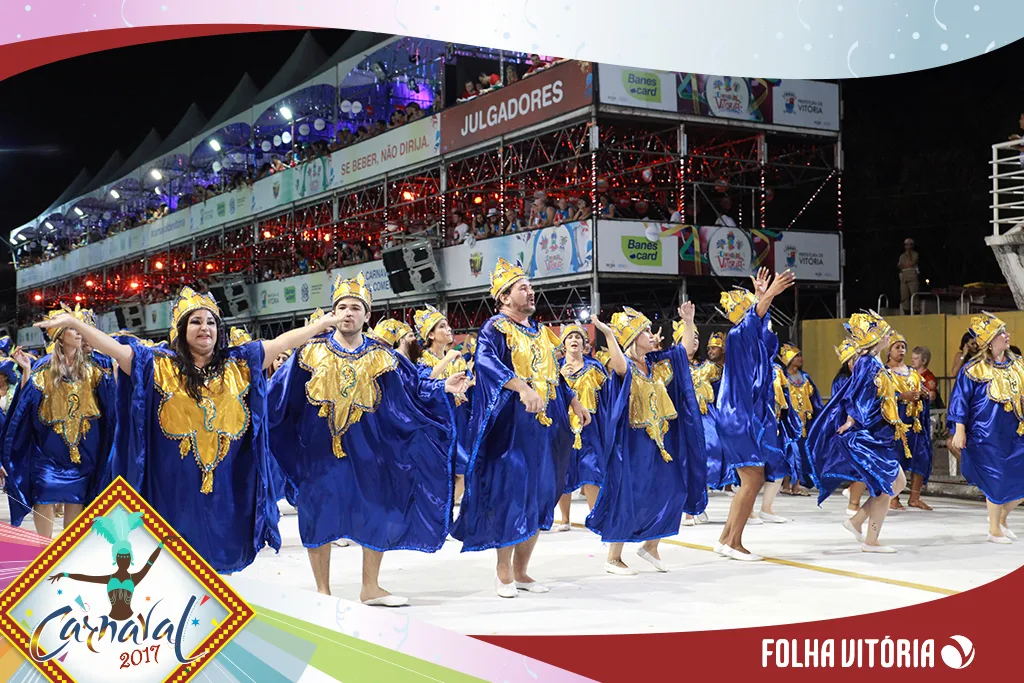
[[373, 318, 414, 347], [42, 303, 97, 341], [610, 307, 652, 350], [559, 323, 586, 346], [305, 308, 326, 327], [595, 349, 612, 367], [969, 312, 1006, 351], [719, 288, 758, 325], [671, 320, 694, 346], [834, 337, 859, 365], [707, 332, 725, 349], [332, 272, 372, 310], [463, 335, 477, 355], [779, 343, 801, 367], [169, 286, 221, 342], [413, 305, 446, 343], [229, 327, 253, 347], [490, 257, 527, 299], [844, 310, 891, 350]]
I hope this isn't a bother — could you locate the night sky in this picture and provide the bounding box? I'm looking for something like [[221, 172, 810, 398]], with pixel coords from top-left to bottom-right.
[[0, 30, 1020, 313]]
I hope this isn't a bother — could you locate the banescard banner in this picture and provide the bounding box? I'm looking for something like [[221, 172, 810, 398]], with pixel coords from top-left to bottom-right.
[[596, 220, 679, 274], [0, 478, 252, 683]]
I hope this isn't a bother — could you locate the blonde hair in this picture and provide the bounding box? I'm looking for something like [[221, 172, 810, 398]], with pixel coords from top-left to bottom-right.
[[51, 328, 85, 382]]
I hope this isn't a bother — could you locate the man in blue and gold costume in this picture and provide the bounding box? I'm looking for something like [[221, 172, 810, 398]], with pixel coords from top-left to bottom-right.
[[452, 258, 591, 598], [778, 343, 823, 496], [269, 273, 469, 606]]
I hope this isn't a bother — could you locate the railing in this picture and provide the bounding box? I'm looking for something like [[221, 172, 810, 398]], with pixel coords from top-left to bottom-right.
[[958, 290, 975, 316], [990, 139, 1024, 236], [876, 293, 889, 312], [909, 291, 940, 315]]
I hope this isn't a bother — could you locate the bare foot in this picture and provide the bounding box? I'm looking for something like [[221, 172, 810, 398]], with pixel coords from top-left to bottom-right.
[[908, 498, 932, 511], [889, 497, 905, 511]]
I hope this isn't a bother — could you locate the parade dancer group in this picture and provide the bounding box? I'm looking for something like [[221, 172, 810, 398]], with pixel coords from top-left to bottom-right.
[[2, 260, 1024, 606]]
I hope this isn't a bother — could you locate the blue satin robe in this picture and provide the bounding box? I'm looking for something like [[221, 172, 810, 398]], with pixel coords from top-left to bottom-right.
[[890, 369, 933, 483], [268, 334, 456, 551], [111, 338, 281, 573], [2, 355, 116, 526], [451, 315, 575, 552], [831, 373, 852, 399], [947, 358, 1024, 504], [716, 310, 788, 485], [692, 359, 725, 490], [416, 354, 473, 477], [808, 354, 902, 502], [587, 346, 708, 542], [780, 370, 824, 488], [560, 356, 612, 493]]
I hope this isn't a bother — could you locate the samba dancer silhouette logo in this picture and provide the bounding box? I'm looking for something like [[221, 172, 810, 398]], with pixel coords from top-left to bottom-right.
[[47, 509, 170, 621]]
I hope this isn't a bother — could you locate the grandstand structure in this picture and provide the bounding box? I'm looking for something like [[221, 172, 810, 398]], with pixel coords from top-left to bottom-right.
[[10, 33, 843, 349]]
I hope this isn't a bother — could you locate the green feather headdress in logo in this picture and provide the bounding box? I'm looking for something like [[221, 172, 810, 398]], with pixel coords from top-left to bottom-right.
[[91, 508, 145, 565]]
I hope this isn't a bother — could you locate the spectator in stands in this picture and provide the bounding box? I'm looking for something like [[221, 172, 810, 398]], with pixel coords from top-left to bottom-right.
[[598, 194, 615, 218], [951, 332, 979, 378], [484, 208, 501, 237], [529, 194, 555, 228], [460, 80, 477, 100], [451, 210, 470, 244], [553, 197, 572, 225], [373, 120, 387, 137], [334, 127, 354, 149], [898, 237, 920, 315], [505, 205, 527, 233], [572, 197, 592, 222], [505, 65, 519, 85], [406, 102, 424, 121], [354, 125, 370, 142], [525, 53, 548, 76], [389, 107, 407, 130], [478, 72, 500, 91]]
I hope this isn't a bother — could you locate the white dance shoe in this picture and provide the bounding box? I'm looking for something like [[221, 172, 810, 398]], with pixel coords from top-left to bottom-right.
[[842, 519, 865, 543], [758, 511, 789, 524], [723, 546, 763, 562], [845, 508, 857, 517], [637, 547, 668, 572], [697, 512, 710, 524], [362, 594, 409, 607], [987, 533, 1013, 545], [495, 576, 519, 598], [1002, 526, 1018, 540], [331, 539, 350, 548], [713, 541, 727, 556], [515, 580, 550, 593], [860, 544, 897, 554], [681, 516, 697, 527], [604, 562, 638, 576]]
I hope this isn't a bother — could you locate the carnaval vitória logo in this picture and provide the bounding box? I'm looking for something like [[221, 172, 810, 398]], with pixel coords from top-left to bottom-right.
[[0, 477, 252, 683]]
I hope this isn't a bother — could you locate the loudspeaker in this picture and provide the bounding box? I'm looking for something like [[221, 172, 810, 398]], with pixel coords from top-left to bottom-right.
[[382, 239, 440, 295], [209, 281, 252, 318], [116, 304, 145, 332]]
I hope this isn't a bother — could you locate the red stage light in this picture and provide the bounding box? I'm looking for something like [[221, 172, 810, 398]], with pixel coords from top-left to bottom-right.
[[155, 260, 164, 270], [402, 191, 415, 201], [85, 280, 95, 287], [130, 281, 139, 290], [324, 233, 332, 242], [263, 230, 273, 239], [473, 196, 483, 204], [74, 295, 83, 302], [206, 263, 214, 271], [33, 293, 42, 302]]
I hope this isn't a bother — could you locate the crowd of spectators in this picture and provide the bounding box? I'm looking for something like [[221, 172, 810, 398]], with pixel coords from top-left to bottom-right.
[[455, 54, 566, 103]]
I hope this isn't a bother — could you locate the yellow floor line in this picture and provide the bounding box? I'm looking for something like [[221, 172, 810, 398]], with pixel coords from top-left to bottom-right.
[[568, 523, 959, 596]]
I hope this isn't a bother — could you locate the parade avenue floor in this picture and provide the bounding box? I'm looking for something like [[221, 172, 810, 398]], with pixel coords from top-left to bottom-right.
[[7, 491, 1020, 636], [238, 490, 1020, 635]]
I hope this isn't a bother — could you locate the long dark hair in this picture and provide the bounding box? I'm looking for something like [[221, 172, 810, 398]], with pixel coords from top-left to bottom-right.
[[833, 362, 853, 387], [407, 338, 423, 364], [170, 310, 228, 403]]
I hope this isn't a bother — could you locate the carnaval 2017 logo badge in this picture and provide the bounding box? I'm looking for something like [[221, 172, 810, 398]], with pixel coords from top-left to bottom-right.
[[709, 226, 753, 276], [705, 76, 751, 119], [0, 478, 252, 683]]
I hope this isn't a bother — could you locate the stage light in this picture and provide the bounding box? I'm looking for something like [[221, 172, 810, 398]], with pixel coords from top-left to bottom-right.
[[109, 189, 120, 199], [17, 234, 26, 242], [402, 191, 415, 201], [281, 131, 292, 145], [370, 62, 387, 80], [154, 186, 162, 195], [323, 233, 332, 242], [263, 230, 273, 239], [279, 106, 293, 121], [33, 293, 42, 302], [85, 280, 95, 287], [74, 295, 83, 302], [73, 207, 84, 217], [129, 281, 139, 290], [155, 260, 164, 270], [45, 221, 54, 230], [206, 263, 214, 271], [150, 169, 163, 180], [473, 196, 483, 204], [209, 139, 223, 153]]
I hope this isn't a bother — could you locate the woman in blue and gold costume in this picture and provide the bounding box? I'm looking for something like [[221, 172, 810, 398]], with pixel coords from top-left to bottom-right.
[[35, 287, 334, 572], [554, 321, 613, 531], [269, 274, 468, 606], [808, 311, 907, 553], [778, 344, 823, 497], [948, 313, 1024, 544], [715, 268, 795, 561], [3, 305, 116, 538], [680, 325, 722, 526], [884, 332, 932, 511], [452, 258, 589, 598], [587, 302, 707, 574], [413, 304, 474, 505]]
